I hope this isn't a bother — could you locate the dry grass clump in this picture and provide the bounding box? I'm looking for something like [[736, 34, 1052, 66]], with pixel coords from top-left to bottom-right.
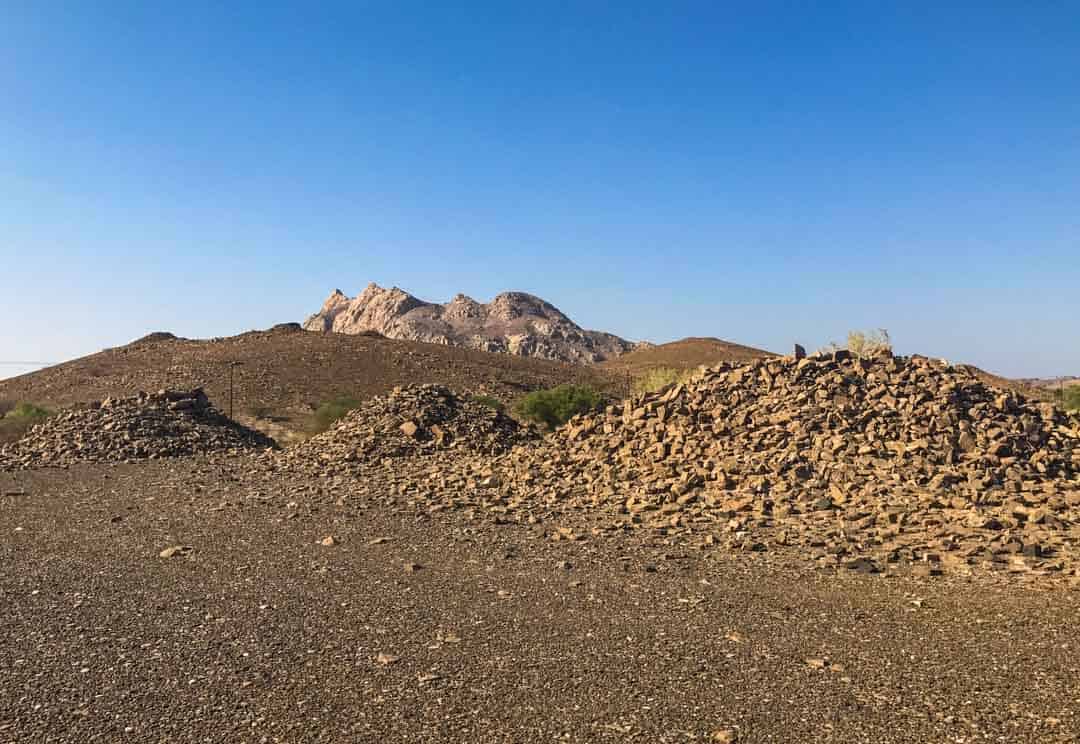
[[818, 329, 893, 358], [631, 367, 694, 396]]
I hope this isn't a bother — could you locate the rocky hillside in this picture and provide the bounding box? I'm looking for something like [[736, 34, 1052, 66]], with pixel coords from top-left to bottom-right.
[[601, 336, 775, 374], [0, 326, 615, 436], [303, 283, 639, 364]]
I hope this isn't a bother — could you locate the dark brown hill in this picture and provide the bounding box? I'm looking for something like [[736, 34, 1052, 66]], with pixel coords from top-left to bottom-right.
[[603, 338, 1054, 402], [0, 327, 615, 436], [601, 336, 776, 375]]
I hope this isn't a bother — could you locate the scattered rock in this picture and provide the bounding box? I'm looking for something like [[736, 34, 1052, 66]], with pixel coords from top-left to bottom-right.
[[1, 389, 276, 470], [245, 352, 1080, 581], [431, 353, 1080, 578], [159, 545, 193, 559]]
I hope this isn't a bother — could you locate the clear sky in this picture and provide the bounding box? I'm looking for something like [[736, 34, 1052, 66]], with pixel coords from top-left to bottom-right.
[[2, 2, 1078, 379]]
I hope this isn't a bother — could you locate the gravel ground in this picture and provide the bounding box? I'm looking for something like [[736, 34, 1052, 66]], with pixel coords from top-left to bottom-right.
[[1, 459, 1079, 743]]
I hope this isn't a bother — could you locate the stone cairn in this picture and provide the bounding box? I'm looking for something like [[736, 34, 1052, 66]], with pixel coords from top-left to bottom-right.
[[277, 384, 537, 472], [0, 389, 277, 469]]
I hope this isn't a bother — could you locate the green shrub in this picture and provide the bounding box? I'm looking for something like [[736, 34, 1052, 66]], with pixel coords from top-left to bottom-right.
[[470, 394, 505, 413], [515, 385, 603, 430], [1064, 386, 1080, 412], [632, 367, 692, 396], [6, 402, 51, 422], [0, 402, 52, 444], [310, 395, 361, 433]]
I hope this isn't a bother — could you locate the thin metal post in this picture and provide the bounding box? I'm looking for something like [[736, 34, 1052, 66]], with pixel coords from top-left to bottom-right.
[[227, 361, 244, 419]]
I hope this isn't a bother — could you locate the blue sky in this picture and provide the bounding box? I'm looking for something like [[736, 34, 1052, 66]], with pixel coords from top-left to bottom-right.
[[2, 2, 1078, 379]]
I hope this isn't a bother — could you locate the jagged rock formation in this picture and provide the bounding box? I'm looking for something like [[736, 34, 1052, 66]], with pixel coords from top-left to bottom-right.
[[303, 283, 639, 364], [0, 389, 277, 469]]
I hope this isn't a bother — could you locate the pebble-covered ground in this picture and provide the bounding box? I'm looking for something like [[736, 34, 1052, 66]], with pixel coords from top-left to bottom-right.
[[2, 458, 1078, 743]]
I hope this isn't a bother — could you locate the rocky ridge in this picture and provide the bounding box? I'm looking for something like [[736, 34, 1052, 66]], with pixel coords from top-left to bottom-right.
[[283, 352, 1080, 579], [0, 389, 277, 469], [277, 384, 537, 469], [303, 283, 639, 364]]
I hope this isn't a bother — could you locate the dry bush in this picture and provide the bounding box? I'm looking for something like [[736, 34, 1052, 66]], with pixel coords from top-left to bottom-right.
[[632, 367, 693, 396], [818, 329, 892, 358], [0, 402, 53, 444], [308, 395, 361, 434], [847, 329, 892, 357]]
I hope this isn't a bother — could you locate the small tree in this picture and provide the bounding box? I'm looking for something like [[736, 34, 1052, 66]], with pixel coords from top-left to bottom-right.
[[310, 395, 361, 433], [515, 385, 603, 430]]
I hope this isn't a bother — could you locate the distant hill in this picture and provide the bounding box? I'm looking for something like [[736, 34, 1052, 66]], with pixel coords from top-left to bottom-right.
[[969, 370, 1070, 403], [600, 336, 776, 375], [0, 326, 616, 439], [1016, 376, 1080, 390], [4, 323, 1062, 443], [304, 283, 640, 364]]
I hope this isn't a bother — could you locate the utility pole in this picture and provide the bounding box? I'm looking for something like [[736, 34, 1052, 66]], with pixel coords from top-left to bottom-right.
[[228, 361, 245, 419]]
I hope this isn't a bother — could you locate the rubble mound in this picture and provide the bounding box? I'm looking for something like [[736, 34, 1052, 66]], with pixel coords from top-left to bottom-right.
[[0, 389, 277, 469], [383, 352, 1079, 578], [284, 385, 537, 468], [492, 351, 1080, 574]]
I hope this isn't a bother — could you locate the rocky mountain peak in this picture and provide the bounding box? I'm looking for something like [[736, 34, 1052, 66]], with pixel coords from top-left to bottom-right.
[[303, 284, 638, 364]]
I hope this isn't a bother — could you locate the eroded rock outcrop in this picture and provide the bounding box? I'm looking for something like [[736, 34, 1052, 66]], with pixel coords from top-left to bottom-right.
[[303, 283, 638, 363]]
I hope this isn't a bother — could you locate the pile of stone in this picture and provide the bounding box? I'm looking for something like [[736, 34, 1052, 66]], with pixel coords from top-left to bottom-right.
[[360, 352, 1080, 578], [279, 384, 536, 470], [505, 352, 1080, 575], [0, 389, 277, 469]]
